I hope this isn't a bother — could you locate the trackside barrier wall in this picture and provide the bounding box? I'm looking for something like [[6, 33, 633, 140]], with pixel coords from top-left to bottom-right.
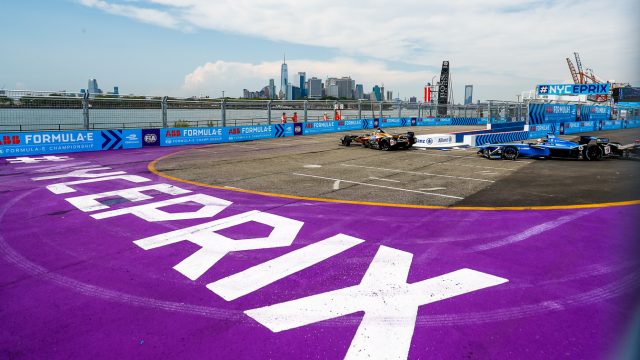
[[1, 118, 636, 158], [473, 131, 530, 147]]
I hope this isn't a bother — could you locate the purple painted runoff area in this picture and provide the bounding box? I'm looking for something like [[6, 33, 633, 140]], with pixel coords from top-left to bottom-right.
[[1, 146, 639, 359]]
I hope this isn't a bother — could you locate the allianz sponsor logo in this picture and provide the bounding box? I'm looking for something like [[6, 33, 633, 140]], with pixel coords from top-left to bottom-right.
[[25, 132, 94, 144]]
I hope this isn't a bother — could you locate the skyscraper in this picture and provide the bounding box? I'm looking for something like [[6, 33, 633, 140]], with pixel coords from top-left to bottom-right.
[[87, 79, 101, 94], [372, 85, 382, 101], [298, 72, 306, 98], [280, 55, 288, 100], [355, 84, 364, 99], [269, 79, 276, 100], [464, 85, 473, 105], [308, 77, 323, 99]]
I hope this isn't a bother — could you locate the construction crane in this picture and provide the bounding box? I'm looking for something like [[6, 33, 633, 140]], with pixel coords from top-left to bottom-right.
[[566, 58, 580, 84], [566, 52, 609, 102]]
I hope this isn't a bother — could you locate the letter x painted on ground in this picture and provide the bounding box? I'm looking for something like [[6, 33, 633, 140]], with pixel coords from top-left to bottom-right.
[[245, 246, 508, 359]]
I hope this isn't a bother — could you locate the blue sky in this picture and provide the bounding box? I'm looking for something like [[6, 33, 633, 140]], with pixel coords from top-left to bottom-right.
[[2, 0, 638, 101]]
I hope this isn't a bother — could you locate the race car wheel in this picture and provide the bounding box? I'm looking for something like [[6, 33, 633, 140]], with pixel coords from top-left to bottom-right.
[[341, 136, 352, 147], [583, 144, 603, 161], [407, 132, 415, 148], [378, 139, 390, 151], [482, 148, 492, 159], [501, 146, 519, 160]]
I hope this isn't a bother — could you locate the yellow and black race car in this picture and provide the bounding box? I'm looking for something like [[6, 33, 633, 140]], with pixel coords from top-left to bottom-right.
[[340, 128, 416, 150]]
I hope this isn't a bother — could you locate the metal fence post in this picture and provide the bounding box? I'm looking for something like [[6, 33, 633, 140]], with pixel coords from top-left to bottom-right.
[[358, 99, 362, 119], [304, 100, 308, 122], [221, 99, 226, 127], [267, 100, 272, 125], [82, 92, 90, 130], [161, 96, 168, 128]]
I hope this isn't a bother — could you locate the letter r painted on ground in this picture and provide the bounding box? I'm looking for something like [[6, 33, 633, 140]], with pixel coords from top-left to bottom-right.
[[133, 210, 304, 281], [207, 234, 365, 301], [245, 246, 508, 360], [65, 184, 191, 212], [91, 194, 231, 222]]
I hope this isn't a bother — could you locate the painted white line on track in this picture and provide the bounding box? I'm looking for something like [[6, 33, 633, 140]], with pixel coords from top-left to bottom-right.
[[340, 164, 494, 183], [369, 177, 401, 183], [469, 209, 598, 252], [293, 173, 464, 200], [420, 187, 447, 191], [333, 180, 341, 190], [417, 152, 531, 163], [448, 163, 520, 171]]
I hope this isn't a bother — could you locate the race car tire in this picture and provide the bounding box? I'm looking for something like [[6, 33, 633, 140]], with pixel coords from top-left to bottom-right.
[[407, 132, 415, 148], [378, 139, 390, 151], [341, 136, 352, 147], [583, 144, 603, 161], [501, 146, 519, 160], [482, 148, 493, 159]]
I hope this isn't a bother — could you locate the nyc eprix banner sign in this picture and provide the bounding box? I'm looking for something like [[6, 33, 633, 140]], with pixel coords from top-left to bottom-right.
[[0, 130, 141, 157], [537, 83, 610, 96]]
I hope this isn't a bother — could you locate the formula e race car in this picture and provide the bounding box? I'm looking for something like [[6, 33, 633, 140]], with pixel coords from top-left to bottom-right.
[[340, 128, 416, 150], [477, 133, 640, 161]]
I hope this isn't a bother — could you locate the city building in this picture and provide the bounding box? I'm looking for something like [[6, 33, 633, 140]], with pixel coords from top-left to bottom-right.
[[355, 84, 364, 100], [291, 85, 301, 100], [287, 83, 293, 100], [326, 78, 339, 98], [298, 72, 306, 98], [464, 85, 473, 105], [87, 79, 102, 94], [308, 77, 323, 99], [409, 96, 417, 103], [269, 79, 276, 100], [280, 55, 289, 100], [372, 85, 382, 101], [386, 91, 393, 101]]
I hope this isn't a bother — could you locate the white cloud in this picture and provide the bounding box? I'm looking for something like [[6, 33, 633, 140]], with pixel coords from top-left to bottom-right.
[[80, 0, 639, 99]]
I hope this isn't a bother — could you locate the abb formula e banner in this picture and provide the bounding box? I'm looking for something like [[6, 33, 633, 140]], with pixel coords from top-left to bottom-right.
[[0, 129, 142, 157]]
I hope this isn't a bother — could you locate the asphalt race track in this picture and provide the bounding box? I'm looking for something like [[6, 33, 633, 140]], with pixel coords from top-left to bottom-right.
[[1, 126, 639, 359]]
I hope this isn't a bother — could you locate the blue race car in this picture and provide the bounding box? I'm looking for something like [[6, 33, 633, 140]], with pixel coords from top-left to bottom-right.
[[477, 133, 621, 161]]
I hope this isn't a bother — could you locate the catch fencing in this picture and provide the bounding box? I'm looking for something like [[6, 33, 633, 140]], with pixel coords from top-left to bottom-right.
[[1, 91, 529, 132]]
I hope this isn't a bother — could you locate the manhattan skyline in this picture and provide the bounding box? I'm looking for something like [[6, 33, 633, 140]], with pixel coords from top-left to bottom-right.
[[1, 0, 638, 102]]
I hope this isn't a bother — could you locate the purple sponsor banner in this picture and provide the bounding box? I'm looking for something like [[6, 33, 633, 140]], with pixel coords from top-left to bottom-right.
[[0, 148, 638, 359]]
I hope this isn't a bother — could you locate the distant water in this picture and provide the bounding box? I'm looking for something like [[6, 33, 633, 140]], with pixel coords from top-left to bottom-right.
[[0, 107, 488, 131]]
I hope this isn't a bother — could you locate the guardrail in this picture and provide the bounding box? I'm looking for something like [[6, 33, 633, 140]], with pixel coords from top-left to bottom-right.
[[2, 116, 639, 158]]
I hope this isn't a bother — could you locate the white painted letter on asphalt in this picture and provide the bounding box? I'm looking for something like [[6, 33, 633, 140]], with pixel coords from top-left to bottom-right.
[[133, 210, 304, 281], [65, 184, 191, 212], [245, 246, 508, 359], [207, 234, 365, 301], [92, 194, 231, 222]]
